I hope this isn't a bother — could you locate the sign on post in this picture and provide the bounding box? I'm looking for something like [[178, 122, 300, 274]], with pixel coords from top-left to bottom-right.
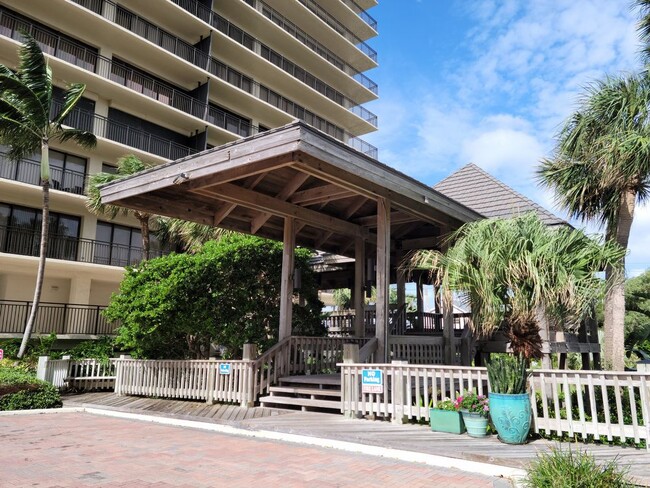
[[219, 363, 231, 375], [361, 369, 383, 394]]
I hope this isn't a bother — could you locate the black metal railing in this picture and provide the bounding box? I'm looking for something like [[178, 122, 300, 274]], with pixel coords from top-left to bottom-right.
[[0, 299, 117, 335], [0, 152, 86, 195], [0, 225, 171, 267]]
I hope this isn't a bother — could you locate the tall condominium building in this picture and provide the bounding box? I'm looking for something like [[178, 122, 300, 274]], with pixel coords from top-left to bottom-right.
[[0, 0, 378, 338]]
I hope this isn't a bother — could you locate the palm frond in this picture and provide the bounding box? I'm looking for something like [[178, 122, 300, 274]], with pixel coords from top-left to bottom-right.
[[52, 83, 87, 126], [14, 32, 50, 125], [57, 128, 97, 149]]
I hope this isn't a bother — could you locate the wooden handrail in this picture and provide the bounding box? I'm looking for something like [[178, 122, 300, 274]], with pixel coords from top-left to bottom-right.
[[359, 337, 378, 363]]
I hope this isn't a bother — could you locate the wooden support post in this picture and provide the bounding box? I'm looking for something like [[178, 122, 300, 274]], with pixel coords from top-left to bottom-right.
[[375, 197, 391, 363], [279, 217, 295, 341], [443, 303, 454, 364], [396, 251, 406, 310], [537, 306, 553, 370], [343, 343, 360, 363], [354, 237, 365, 338], [206, 357, 217, 404], [588, 314, 601, 370], [416, 277, 424, 331]]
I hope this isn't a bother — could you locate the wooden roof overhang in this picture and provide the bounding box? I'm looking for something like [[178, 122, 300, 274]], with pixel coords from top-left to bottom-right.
[[100, 121, 482, 258]]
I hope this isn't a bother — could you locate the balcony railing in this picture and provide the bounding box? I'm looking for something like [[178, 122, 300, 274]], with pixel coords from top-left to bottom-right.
[[340, 0, 378, 31], [69, 0, 378, 154], [0, 152, 86, 195], [0, 225, 170, 267], [296, 0, 377, 62], [0, 299, 116, 335], [172, 0, 378, 96]]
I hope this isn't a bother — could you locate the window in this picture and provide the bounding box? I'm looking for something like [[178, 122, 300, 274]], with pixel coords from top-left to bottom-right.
[[94, 222, 165, 267], [50, 150, 87, 194], [102, 163, 117, 174], [0, 203, 80, 260]]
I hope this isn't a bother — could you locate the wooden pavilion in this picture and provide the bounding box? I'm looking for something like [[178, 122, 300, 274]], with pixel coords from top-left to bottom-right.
[[100, 121, 481, 364]]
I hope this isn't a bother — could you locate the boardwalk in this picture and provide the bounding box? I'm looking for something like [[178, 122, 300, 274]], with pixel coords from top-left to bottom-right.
[[62, 392, 650, 486]]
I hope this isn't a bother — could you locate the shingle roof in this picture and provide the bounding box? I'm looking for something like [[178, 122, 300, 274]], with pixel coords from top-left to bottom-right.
[[433, 163, 567, 226]]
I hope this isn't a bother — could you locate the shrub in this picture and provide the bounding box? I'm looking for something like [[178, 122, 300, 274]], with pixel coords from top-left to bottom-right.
[[524, 447, 632, 487], [0, 365, 62, 411], [66, 336, 116, 363]]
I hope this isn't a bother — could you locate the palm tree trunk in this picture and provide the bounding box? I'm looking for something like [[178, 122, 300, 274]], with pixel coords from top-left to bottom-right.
[[17, 146, 50, 358], [137, 214, 150, 261], [603, 189, 635, 371]]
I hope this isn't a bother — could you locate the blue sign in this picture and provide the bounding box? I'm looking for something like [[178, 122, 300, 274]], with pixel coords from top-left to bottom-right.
[[361, 369, 383, 394], [219, 363, 231, 375]]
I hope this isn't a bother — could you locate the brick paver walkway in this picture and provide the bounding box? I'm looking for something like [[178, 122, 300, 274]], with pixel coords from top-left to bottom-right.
[[0, 412, 510, 487]]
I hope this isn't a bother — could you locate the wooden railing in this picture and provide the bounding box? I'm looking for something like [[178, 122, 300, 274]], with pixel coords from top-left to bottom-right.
[[359, 337, 378, 363], [37, 356, 117, 390], [341, 363, 650, 444], [340, 363, 489, 421], [252, 336, 368, 397], [530, 369, 650, 445], [114, 359, 253, 405]]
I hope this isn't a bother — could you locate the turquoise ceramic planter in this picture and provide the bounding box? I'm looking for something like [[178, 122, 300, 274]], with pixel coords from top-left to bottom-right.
[[429, 408, 465, 434], [489, 393, 531, 444], [461, 411, 488, 437]]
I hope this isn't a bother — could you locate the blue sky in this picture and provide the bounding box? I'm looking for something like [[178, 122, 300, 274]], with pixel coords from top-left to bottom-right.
[[361, 0, 650, 275]]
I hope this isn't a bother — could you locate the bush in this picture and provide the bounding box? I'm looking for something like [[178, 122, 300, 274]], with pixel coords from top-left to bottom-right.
[[524, 447, 632, 487], [66, 336, 116, 363], [0, 364, 62, 411]]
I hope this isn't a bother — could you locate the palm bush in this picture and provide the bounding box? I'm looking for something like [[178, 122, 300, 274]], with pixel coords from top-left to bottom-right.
[[524, 447, 632, 487], [487, 354, 528, 394]]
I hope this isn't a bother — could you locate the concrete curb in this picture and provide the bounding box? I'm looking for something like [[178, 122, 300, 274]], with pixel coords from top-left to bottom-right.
[[4, 406, 527, 483]]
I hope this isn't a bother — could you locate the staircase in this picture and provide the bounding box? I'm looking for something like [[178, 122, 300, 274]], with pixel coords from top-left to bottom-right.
[[259, 374, 341, 413]]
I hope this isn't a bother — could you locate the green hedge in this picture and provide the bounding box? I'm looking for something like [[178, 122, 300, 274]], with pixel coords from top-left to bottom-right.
[[0, 365, 62, 411]]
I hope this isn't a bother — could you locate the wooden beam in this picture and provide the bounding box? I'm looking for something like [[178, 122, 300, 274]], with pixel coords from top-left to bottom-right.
[[115, 193, 215, 225], [354, 237, 365, 338], [194, 183, 366, 238], [250, 172, 310, 234], [279, 217, 295, 340], [375, 197, 390, 362], [399, 236, 439, 251], [353, 211, 418, 227], [213, 174, 266, 226], [314, 196, 369, 249], [289, 184, 356, 205]]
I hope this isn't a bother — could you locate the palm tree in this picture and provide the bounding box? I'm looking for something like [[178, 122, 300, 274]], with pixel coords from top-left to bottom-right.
[[0, 34, 97, 358], [538, 73, 650, 370], [86, 154, 153, 260], [409, 213, 625, 360], [154, 217, 230, 254]]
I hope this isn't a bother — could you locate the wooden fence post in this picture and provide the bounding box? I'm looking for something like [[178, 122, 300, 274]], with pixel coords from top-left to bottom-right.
[[36, 356, 49, 381], [206, 358, 217, 404], [242, 343, 257, 407], [443, 307, 454, 364], [342, 344, 360, 418], [391, 360, 408, 424]]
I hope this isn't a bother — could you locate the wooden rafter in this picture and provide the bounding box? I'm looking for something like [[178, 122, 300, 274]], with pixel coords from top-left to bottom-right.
[[289, 184, 356, 206], [213, 173, 266, 226], [250, 171, 310, 234]]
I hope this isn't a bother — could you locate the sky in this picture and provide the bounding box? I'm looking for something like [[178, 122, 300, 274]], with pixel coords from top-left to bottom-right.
[[361, 0, 647, 275]]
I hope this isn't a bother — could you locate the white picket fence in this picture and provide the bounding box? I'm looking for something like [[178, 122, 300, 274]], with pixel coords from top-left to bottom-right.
[[340, 363, 650, 445], [37, 356, 116, 390], [114, 359, 253, 405]]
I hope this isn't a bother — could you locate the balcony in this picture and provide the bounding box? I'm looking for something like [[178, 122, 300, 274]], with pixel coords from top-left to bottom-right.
[[0, 152, 86, 195], [0, 225, 171, 267], [341, 0, 378, 32], [67, 0, 378, 150], [0, 299, 116, 336]]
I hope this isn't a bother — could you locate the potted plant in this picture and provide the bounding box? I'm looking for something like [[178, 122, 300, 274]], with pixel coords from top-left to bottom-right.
[[487, 354, 531, 444], [429, 398, 465, 434], [454, 391, 489, 437]]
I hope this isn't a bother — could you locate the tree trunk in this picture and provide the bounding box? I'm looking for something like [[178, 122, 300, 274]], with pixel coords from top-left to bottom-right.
[[603, 189, 635, 371], [18, 143, 50, 358], [137, 213, 150, 261]]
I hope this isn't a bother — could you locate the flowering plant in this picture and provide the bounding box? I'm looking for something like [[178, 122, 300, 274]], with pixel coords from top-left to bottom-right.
[[433, 399, 456, 411], [454, 391, 489, 417]]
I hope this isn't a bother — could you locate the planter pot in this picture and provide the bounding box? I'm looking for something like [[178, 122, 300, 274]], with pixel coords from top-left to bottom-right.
[[429, 408, 465, 434], [489, 392, 531, 444], [461, 411, 488, 437]]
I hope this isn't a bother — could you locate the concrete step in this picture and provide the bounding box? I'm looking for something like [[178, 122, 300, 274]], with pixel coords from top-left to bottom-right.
[[269, 386, 341, 398], [259, 395, 341, 411]]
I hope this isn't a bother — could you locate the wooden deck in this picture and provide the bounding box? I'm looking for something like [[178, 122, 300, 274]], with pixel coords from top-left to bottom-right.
[[62, 392, 650, 486]]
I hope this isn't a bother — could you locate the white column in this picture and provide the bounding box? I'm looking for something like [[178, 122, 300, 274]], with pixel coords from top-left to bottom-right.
[[278, 217, 295, 340], [375, 198, 390, 362]]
